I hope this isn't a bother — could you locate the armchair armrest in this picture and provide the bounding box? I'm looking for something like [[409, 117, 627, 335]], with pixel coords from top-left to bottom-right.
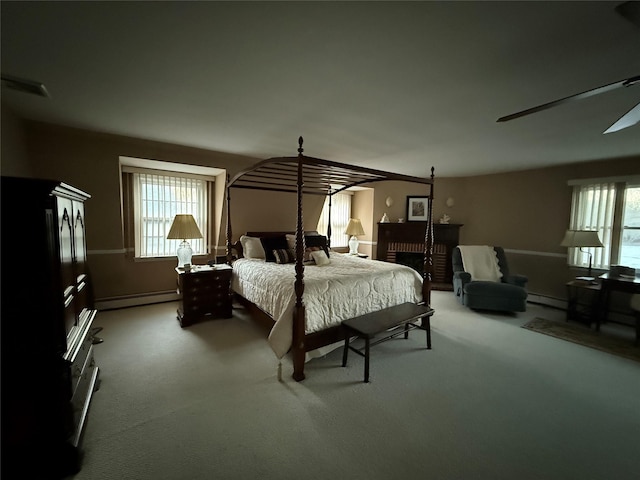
[[503, 274, 528, 288], [453, 271, 471, 284], [453, 271, 472, 298]]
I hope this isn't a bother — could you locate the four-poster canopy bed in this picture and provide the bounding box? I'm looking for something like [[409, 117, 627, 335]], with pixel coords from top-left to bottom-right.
[[225, 137, 435, 381]]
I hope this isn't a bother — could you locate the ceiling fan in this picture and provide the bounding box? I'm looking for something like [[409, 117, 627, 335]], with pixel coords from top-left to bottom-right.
[[497, 75, 640, 134], [497, 1, 640, 134]]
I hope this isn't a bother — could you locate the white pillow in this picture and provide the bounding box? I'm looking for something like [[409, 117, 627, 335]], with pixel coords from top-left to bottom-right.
[[240, 235, 265, 259], [285, 234, 297, 251], [310, 249, 331, 266]]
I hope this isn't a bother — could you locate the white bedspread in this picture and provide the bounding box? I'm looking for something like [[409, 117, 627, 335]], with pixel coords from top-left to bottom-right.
[[231, 253, 424, 359]]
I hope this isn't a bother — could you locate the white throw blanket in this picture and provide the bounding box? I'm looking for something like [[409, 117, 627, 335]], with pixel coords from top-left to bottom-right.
[[457, 245, 503, 282]]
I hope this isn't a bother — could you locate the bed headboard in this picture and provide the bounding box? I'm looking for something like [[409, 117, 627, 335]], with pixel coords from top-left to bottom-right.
[[231, 231, 320, 259]]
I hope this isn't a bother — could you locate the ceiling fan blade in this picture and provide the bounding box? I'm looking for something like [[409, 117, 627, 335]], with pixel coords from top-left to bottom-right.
[[616, 1, 640, 29], [1, 73, 49, 97], [497, 75, 640, 123], [603, 102, 640, 134]]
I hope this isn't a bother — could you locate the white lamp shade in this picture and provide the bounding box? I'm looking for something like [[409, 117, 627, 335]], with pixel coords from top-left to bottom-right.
[[344, 218, 365, 237], [560, 230, 603, 248], [167, 214, 203, 240], [167, 214, 203, 267]]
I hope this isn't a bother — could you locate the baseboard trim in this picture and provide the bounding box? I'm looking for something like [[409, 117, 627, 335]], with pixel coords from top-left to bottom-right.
[[527, 293, 567, 310], [95, 291, 179, 310], [526, 292, 634, 325]]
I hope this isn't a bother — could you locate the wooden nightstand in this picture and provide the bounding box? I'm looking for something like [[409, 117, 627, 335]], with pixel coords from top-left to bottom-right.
[[176, 264, 233, 327]]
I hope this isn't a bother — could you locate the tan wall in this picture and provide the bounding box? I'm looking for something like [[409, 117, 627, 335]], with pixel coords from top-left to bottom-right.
[[1, 104, 32, 176], [22, 121, 325, 301], [366, 157, 640, 300], [11, 118, 640, 304], [351, 188, 375, 257]]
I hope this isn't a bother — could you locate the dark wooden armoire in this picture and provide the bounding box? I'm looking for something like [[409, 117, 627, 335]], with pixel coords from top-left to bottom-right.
[[1, 176, 100, 479]]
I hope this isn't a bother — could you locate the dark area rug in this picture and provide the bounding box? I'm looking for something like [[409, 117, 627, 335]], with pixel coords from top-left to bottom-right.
[[522, 318, 640, 363]]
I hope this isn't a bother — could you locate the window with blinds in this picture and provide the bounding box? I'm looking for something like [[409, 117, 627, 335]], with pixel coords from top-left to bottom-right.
[[132, 172, 208, 258], [567, 182, 616, 270], [317, 192, 352, 248], [568, 177, 640, 269]]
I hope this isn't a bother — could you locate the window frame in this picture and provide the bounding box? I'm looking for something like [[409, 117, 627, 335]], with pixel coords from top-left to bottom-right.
[[568, 176, 640, 270], [132, 171, 209, 259], [120, 157, 223, 261]]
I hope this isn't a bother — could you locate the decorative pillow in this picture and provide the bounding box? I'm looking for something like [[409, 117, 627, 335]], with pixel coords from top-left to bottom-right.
[[260, 235, 289, 262], [310, 249, 331, 266], [304, 246, 321, 262], [273, 248, 296, 264], [239, 235, 265, 259], [305, 234, 330, 257]]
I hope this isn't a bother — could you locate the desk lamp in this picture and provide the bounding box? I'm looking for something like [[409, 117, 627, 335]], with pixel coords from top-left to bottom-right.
[[560, 229, 604, 280]]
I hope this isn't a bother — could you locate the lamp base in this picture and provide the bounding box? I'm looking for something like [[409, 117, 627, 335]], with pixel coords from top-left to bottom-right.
[[176, 240, 193, 267], [348, 236, 359, 255]]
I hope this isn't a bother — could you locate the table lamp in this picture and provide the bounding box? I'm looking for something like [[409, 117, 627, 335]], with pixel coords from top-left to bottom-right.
[[167, 214, 204, 267], [560, 229, 604, 280], [345, 218, 365, 255]]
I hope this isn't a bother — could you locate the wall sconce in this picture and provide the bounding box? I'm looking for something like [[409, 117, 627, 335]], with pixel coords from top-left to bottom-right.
[[385, 196, 394, 207], [446, 197, 455, 208]]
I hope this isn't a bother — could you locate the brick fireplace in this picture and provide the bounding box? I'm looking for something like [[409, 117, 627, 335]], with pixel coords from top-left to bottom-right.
[[377, 222, 462, 291]]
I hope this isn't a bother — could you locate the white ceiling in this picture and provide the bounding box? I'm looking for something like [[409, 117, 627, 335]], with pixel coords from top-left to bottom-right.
[[2, 1, 639, 178]]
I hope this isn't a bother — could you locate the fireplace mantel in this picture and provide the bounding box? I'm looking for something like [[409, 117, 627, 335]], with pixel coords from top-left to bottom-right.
[[377, 222, 462, 291]]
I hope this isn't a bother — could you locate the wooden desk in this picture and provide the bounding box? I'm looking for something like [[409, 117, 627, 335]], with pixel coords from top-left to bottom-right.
[[597, 273, 640, 331]]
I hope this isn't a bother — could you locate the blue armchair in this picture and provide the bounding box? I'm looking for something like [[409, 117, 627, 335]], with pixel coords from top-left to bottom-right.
[[452, 246, 528, 312]]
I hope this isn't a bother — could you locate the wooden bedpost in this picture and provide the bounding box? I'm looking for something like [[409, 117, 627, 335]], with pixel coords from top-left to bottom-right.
[[326, 190, 332, 250], [225, 174, 233, 265], [422, 167, 435, 305], [292, 136, 306, 381]]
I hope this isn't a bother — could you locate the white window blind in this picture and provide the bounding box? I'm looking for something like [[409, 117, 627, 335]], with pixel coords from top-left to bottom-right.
[[620, 185, 640, 268], [568, 182, 616, 269], [317, 193, 351, 248], [133, 172, 208, 258]]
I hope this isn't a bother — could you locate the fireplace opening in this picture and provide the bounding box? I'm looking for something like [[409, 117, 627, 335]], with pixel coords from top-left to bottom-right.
[[396, 252, 424, 274]]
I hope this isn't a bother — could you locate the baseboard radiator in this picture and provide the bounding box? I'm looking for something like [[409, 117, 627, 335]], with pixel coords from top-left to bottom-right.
[[527, 292, 635, 325], [526, 293, 567, 310], [95, 289, 634, 325], [95, 290, 179, 311]]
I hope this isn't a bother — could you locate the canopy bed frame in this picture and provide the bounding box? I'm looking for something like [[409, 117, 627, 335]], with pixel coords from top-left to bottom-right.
[[225, 137, 435, 381]]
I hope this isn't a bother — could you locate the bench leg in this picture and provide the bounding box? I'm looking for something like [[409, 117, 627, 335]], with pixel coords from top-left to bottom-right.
[[364, 337, 370, 383], [342, 335, 349, 367], [404, 322, 409, 339], [424, 316, 432, 349]]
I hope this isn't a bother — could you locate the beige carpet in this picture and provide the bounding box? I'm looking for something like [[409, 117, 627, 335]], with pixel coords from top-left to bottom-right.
[[522, 318, 640, 363], [69, 293, 640, 480]]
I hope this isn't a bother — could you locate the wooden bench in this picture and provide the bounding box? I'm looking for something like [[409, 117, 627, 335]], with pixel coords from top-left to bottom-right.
[[341, 302, 434, 383]]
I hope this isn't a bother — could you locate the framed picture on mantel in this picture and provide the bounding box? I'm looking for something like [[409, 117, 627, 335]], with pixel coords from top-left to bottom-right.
[[406, 196, 429, 221]]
